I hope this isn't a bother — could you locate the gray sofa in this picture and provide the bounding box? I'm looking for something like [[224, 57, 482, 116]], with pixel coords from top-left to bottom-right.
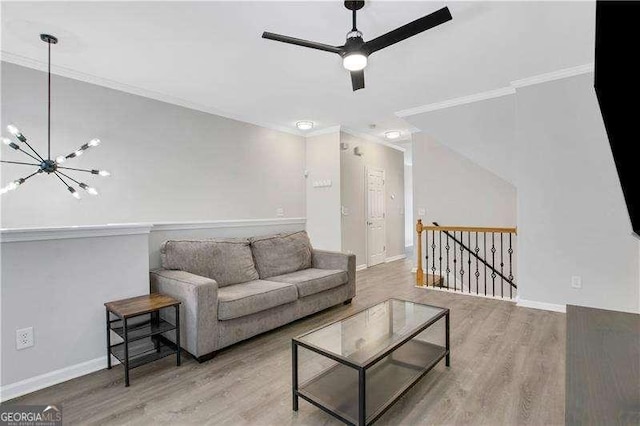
[[150, 231, 355, 361]]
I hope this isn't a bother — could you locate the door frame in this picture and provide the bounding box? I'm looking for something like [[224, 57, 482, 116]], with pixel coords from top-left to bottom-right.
[[365, 166, 386, 267]]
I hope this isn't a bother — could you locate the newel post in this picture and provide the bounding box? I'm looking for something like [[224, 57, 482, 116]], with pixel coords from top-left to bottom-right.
[[416, 219, 424, 286]]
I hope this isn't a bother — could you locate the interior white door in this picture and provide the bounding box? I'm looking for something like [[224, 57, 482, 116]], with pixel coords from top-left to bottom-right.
[[366, 168, 386, 267]]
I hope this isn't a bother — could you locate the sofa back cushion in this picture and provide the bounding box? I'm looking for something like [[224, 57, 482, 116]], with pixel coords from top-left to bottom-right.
[[161, 239, 259, 287], [250, 231, 313, 279]]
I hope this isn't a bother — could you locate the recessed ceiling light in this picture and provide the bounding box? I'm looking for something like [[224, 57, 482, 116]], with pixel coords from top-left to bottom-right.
[[385, 131, 401, 140], [296, 121, 314, 131]]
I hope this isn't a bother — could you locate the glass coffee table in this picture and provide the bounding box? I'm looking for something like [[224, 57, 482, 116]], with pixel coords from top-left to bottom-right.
[[292, 298, 450, 425]]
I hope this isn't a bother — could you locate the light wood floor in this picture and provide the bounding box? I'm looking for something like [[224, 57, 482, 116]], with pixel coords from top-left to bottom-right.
[[6, 259, 565, 425]]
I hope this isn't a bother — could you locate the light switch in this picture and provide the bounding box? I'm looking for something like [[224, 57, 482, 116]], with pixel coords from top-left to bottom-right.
[[418, 208, 426, 216]]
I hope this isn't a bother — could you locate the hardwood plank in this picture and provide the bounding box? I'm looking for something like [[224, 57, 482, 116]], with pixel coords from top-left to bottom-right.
[[4, 259, 565, 425], [566, 305, 640, 425]]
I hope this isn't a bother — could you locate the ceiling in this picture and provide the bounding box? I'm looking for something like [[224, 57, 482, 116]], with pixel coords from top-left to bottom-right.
[[1, 1, 596, 139]]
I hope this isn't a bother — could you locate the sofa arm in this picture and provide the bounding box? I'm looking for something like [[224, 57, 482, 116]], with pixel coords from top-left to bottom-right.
[[150, 269, 218, 358], [312, 250, 356, 300]]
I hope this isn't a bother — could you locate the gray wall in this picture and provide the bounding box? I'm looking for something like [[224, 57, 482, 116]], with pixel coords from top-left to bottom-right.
[[340, 132, 405, 266], [1, 231, 150, 389], [412, 132, 517, 229], [1, 62, 305, 228], [515, 73, 639, 312]]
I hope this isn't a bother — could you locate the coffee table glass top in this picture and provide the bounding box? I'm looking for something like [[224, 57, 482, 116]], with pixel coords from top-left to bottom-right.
[[295, 299, 446, 367]]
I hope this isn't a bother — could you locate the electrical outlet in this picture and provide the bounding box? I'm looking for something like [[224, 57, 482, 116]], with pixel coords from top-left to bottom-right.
[[418, 208, 426, 217], [276, 208, 284, 217], [571, 276, 582, 289], [16, 327, 34, 350]]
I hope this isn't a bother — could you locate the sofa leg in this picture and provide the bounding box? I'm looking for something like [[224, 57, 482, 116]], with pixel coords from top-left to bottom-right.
[[195, 351, 218, 363], [343, 298, 353, 305]]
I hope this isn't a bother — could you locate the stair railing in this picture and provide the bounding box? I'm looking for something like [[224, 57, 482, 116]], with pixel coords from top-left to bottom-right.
[[416, 219, 517, 299]]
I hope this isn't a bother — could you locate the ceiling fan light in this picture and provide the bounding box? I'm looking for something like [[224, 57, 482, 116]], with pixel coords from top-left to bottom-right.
[[343, 53, 368, 71], [385, 131, 402, 140], [296, 121, 314, 131]]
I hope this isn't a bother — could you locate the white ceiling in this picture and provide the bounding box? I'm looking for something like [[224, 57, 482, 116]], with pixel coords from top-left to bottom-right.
[[1, 1, 596, 139]]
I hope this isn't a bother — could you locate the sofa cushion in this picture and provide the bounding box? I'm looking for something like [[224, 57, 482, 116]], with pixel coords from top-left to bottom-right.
[[250, 231, 313, 279], [161, 239, 259, 287], [217, 280, 298, 320], [269, 268, 348, 298]]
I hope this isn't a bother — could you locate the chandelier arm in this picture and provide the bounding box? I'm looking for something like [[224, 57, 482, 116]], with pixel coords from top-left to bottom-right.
[[1, 160, 41, 166], [13, 147, 43, 162], [56, 170, 82, 185], [19, 138, 46, 162], [22, 170, 43, 182], [53, 171, 72, 188], [57, 166, 95, 173]]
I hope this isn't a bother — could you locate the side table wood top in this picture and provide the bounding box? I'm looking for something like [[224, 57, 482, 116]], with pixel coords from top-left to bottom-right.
[[105, 293, 180, 318]]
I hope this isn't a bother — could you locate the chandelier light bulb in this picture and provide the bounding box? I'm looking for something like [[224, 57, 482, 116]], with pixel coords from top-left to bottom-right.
[[98, 170, 111, 177], [55, 156, 66, 164], [74, 150, 83, 157], [68, 186, 81, 199], [2, 137, 11, 145], [88, 138, 101, 147], [79, 183, 98, 195], [7, 124, 19, 136]]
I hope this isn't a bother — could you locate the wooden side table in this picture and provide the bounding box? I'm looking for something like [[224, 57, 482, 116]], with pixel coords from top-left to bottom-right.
[[105, 293, 181, 387]]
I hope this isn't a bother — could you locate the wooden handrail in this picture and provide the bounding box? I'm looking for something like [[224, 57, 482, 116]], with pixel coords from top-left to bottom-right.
[[422, 225, 517, 234]]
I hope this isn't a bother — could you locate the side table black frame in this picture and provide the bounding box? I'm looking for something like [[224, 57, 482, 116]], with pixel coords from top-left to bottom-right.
[[105, 303, 181, 387]]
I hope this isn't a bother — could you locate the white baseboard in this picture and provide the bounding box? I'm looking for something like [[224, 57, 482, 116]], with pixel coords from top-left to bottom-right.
[[414, 284, 516, 302], [0, 355, 117, 402], [356, 264, 368, 271], [385, 254, 407, 263], [516, 298, 566, 313]]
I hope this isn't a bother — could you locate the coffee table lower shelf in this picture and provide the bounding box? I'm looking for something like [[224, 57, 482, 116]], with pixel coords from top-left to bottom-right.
[[297, 339, 447, 425]]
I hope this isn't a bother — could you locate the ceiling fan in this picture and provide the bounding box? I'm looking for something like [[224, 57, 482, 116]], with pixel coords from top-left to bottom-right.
[[262, 1, 452, 91]]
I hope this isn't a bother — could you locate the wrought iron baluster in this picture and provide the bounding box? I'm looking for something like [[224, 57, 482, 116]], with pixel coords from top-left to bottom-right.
[[491, 233, 496, 296], [467, 232, 472, 293], [475, 232, 480, 294], [453, 232, 457, 291], [445, 234, 450, 289], [459, 232, 465, 290], [431, 230, 437, 281], [438, 231, 443, 287], [508, 233, 514, 299], [483, 233, 487, 296], [500, 233, 504, 298], [425, 228, 429, 284]]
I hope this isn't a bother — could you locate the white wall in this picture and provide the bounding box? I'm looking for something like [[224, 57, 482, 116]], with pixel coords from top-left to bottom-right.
[[412, 132, 517, 229], [339, 132, 405, 266], [515, 73, 639, 313], [0, 226, 150, 398], [1, 63, 306, 228], [305, 131, 341, 251]]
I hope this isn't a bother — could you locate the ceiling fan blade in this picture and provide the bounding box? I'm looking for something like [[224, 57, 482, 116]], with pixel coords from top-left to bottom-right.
[[351, 70, 365, 91], [262, 32, 342, 54], [365, 7, 452, 54]]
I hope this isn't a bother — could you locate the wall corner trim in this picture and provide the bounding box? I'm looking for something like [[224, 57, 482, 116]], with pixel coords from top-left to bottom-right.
[[1, 223, 153, 243], [0, 356, 115, 402], [516, 298, 567, 313]]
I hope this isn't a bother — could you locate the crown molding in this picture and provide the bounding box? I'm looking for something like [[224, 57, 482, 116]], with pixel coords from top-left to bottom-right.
[[0, 223, 153, 243], [305, 125, 342, 137], [1, 52, 303, 137], [510, 63, 594, 88], [341, 128, 406, 152], [395, 63, 595, 118], [396, 87, 516, 118]]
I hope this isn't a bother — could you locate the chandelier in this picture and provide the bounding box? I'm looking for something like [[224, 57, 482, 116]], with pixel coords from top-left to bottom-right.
[[1, 34, 110, 198]]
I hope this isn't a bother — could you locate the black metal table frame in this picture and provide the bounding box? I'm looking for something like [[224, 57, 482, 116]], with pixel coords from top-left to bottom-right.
[[105, 305, 181, 387], [292, 299, 450, 426]]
